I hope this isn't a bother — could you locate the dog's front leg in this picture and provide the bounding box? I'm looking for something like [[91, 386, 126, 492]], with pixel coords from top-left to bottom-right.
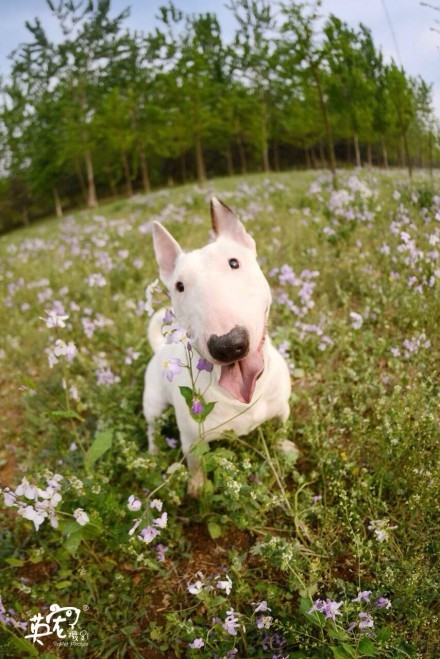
[[147, 421, 159, 456], [180, 431, 205, 498]]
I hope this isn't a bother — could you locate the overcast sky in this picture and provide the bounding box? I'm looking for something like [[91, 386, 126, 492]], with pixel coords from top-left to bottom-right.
[[1, 0, 439, 113]]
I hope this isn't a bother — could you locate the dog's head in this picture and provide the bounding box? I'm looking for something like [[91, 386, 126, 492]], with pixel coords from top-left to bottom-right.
[[152, 198, 271, 403]]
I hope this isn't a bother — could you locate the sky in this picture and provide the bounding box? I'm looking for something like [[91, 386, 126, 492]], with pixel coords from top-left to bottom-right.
[[1, 0, 439, 114]]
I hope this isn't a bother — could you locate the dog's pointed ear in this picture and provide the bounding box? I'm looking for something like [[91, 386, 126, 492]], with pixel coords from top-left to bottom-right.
[[210, 197, 256, 253], [152, 221, 182, 285]]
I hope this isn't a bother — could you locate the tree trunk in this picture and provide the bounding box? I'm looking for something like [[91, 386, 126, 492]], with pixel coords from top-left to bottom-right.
[[52, 186, 63, 218], [310, 147, 317, 169], [312, 64, 337, 186], [399, 135, 405, 168], [260, 93, 270, 172], [84, 150, 98, 208], [21, 208, 29, 226], [273, 140, 281, 172], [318, 141, 326, 168], [429, 131, 433, 179], [354, 133, 361, 168], [194, 133, 206, 185], [238, 136, 248, 174], [180, 153, 187, 183], [75, 159, 88, 204], [305, 147, 311, 169], [381, 135, 389, 169], [402, 131, 412, 179], [226, 145, 234, 176], [139, 146, 150, 193], [121, 151, 133, 197], [346, 139, 352, 166], [108, 177, 117, 199], [367, 144, 373, 167]]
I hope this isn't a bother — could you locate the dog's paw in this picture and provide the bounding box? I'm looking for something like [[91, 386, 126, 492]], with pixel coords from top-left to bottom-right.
[[187, 470, 205, 498], [276, 439, 300, 462]]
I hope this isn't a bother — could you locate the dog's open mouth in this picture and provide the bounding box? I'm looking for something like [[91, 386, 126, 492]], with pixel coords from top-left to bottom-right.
[[218, 328, 266, 404]]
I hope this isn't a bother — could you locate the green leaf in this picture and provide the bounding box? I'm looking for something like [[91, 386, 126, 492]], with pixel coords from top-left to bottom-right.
[[55, 580, 72, 589], [210, 595, 226, 607], [207, 521, 222, 539], [331, 646, 353, 659], [10, 635, 38, 657], [85, 428, 113, 467], [198, 401, 216, 422], [328, 628, 349, 641], [341, 644, 356, 657], [5, 557, 25, 567], [179, 386, 193, 408], [376, 627, 391, 643], [190, 441, 210, 456], [358, 637, 376, 657], [64, 532, 82, 556], [47, 409, 84, 421]]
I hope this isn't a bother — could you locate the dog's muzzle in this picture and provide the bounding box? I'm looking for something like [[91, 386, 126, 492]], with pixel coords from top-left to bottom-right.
[[207, 325, 249, 364]]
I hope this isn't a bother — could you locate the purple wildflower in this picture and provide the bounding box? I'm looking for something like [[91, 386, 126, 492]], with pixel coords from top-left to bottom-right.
[[359, 612, 374, 629], [189, 638, 204, 649], [153, 512, 168, 529], [257, 615, 273, 629], [352, 590, 372, 603], [138, 526, 160, 544], [163, 309, 175, 323], [127, 495, 142, 512], [162, 358, 182, 382], [165, 437, 178, 448], [308, 599, 325, 614], [191, 399, 204, 415], [223, 608, 241, 636], [196, 357, 214, 372], [322, 599, 343, 620], [155, 544, 169, 562], [376, 597, 392, 609]]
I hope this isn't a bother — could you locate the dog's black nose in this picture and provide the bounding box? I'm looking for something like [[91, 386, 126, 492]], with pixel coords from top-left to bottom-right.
[[207, 326, 250, 363]]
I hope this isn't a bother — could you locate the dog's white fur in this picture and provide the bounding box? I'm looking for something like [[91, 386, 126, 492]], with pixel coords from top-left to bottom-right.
[[143, 198, 291, 495]]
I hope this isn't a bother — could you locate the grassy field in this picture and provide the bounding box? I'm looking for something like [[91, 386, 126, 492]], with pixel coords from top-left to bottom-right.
[[0, 169, 439, 658]]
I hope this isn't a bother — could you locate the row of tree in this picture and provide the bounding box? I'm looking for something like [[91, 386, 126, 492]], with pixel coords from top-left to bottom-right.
[[0, 0, 438, 231]]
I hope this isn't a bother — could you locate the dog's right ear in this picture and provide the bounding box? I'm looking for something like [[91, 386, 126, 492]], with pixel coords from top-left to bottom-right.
[[210, 197, 256, 253], [152, 222, 182, 286]]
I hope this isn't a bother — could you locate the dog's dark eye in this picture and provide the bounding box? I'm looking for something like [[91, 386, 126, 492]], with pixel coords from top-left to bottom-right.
[[175, 281, 185, 292], [229, 258, 240, 269]]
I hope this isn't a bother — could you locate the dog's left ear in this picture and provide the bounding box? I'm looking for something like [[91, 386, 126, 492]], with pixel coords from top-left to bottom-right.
[[210, 197, 256, 253]]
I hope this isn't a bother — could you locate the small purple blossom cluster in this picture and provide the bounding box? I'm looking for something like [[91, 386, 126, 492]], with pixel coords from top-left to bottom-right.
[[40, 307, 79, 370], [187, 598, 276, 652], [187, 571, 233, 597], [94, 352, 121, 387], [270, 265, 318, 319], [127, 495, 168, 554], [380, 196, 440, 296], [308, 591, 392, 633], [2, 474, 90, 531], [0, 595, 26, 632], [390, 332, 431, 360]]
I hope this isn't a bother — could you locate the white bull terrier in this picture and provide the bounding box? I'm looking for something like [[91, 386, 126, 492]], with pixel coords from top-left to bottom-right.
[[143, 198, 292, 495]]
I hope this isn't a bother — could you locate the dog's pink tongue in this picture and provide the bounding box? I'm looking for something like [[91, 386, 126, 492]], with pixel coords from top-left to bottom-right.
[[218, 351, 264, 404]]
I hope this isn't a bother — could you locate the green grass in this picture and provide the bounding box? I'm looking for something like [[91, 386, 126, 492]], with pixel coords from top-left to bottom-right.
[[0, 169, 439, 658]]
